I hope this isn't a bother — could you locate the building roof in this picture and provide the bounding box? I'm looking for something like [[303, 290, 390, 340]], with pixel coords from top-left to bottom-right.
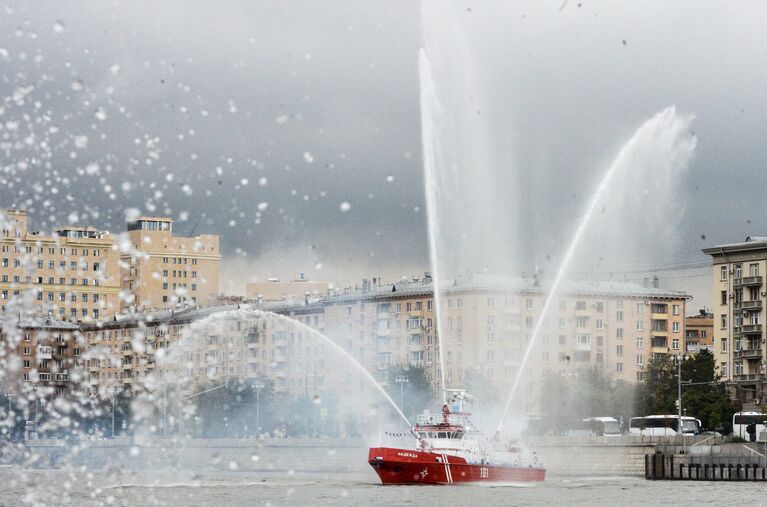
[[0, 315, 81, 330], [324, 272, 689, 304], [702, 236, 767, 255]]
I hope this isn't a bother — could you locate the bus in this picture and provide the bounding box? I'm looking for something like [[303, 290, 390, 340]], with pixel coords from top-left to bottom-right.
[[568, 417, 622, 437], [629, 415, 701, 436], [732, 412, 767, 441]]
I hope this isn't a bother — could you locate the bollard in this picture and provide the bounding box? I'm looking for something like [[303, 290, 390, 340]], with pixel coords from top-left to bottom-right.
[[704, 464, 709, 480]]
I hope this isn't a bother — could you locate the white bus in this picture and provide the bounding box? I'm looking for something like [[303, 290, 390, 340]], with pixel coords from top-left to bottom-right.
[[568, 417, 622, 437], [629, 415, 701, 436], [732, 412, 767, 441]]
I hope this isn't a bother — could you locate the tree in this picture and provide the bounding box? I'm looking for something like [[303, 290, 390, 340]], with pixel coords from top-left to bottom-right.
[[537, 366, 637, 435], [193, 377, 275, 437], [635, 350, 739, 433], [385, 366, 435, 423]]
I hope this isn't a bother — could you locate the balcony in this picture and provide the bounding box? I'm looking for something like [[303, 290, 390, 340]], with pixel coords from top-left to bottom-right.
[[37, 347, 53, 360], [408, 327, 423, 335], [742, 324, 763, 335], [376, 328, 391, 337], [54, 372, 69, 382], [737, 348, 763, 360], [742, 300, 763, 311], [575, 342, 591, 351], [409, 310, 424, 318], [735, 276, 763, 287], [377, 312, 390, 320], [733, 373, 766, 382]]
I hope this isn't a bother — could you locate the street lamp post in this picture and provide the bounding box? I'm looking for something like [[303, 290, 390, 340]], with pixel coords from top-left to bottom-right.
[[253, 382, 265, 435]]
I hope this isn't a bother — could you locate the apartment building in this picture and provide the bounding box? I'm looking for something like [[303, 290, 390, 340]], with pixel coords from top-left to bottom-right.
[[703, 237, 767, 407], [81, 302, 327, 398], [685, 310, 714, 354], [0, 316, 84, 396], [318, 273, 689, 415], [75, 272, 688, 420], [121, 217, 220, 311], [0, 209, 121, 320]]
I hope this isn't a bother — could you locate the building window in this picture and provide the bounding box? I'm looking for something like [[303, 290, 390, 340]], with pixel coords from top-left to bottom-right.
[[616, 363, 623, 373], [672, 304, 680, 316], [672, 322, 680, 332], [720, 314, 727, 329], [721, 338, 727, 352], [616, 345, 623, 356], [616, 328, 623, 339], [720, 266, 727, 281], [616, 311, 624, 322], [636, 337, 643, 348], [636, 354, 644, 366], [672, 338, 679, 350], [575, 301, 586, 311], [721, 362, 728, 377], [636, 321, 643, 331], [525, 298, 533, 309]]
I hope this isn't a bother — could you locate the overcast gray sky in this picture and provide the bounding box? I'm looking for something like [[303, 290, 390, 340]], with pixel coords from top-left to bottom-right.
[[1, 1, 766, 308]]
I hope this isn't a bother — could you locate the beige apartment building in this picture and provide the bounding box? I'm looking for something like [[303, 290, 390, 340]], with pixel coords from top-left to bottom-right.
[[0, 316, 84, 398], [703, 237, 767, 408], [0, 209, 121, 320], [121, 217, 220, 311], [81, 302, 327, 399], [685, 310, 714, 353], [321, 273, 689, 416], [77, 272, 688, 423]]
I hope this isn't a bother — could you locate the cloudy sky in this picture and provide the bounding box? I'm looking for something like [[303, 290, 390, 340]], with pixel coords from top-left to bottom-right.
[[1, 1, 766, 308]]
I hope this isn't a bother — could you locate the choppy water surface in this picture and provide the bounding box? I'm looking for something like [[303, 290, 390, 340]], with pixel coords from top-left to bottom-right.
[[2, 469, 764, 506]]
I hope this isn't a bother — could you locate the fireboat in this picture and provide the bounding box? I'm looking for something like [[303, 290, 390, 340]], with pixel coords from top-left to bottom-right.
[[369, 389, 545, 484]]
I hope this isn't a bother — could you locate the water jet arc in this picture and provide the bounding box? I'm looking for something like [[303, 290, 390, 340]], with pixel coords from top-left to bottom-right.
[[496, 106, 696, 432]]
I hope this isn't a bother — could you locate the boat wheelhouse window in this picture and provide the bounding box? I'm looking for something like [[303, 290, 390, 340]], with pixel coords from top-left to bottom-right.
[[438, 432, 447, 438]]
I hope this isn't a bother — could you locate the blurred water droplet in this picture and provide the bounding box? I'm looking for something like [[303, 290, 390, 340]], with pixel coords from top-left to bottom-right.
[[339, 202, 351, 212], [53, 20, 66, 33], [303, 152, 314, 163], [386, 175, 394, 182], [70, 79, 84, 91]]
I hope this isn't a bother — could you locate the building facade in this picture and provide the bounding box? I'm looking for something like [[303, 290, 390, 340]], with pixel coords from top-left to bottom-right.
[[685, 310, 714, 354], [0, 316, 84, 395], [703, 237, 767, 408], [69, 273, 690, 421], [0, 209, 121, 320], [121, 217, 221, 311]]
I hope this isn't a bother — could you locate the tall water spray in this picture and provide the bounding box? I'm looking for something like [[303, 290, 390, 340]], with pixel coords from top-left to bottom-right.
[[496, 106, 697, 431], [419, 49, 447, 404]]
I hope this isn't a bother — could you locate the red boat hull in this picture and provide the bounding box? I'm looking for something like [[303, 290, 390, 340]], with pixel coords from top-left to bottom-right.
[[368, 447, 545, 485]]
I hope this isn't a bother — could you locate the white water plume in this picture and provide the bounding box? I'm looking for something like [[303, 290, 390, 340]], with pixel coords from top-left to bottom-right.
[[496, 106, 697, 431], [140, 307, 414, 433]]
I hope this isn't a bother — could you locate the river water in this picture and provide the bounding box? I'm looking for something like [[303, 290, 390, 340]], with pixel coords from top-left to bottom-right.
[[2, 468, 764, 506]]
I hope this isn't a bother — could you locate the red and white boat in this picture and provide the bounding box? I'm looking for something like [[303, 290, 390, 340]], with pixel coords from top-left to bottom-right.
[[369, 389, 545, 485]]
